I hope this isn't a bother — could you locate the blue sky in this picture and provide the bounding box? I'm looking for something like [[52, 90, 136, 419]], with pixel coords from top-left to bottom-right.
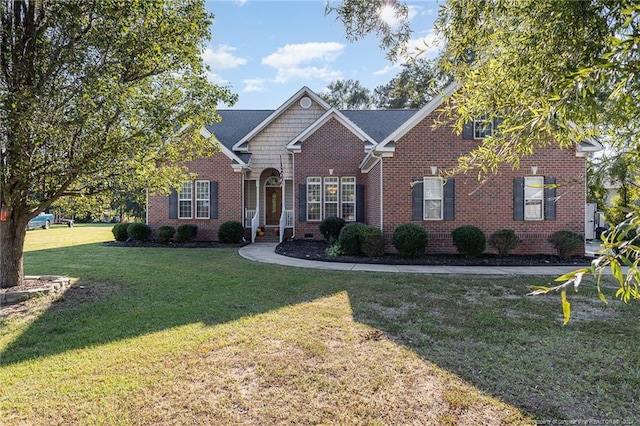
[[204, 1, 442, 109]]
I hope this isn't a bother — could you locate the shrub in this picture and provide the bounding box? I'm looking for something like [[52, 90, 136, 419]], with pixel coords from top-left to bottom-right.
[[325, 244, 343, 257], [392, 223, 428, 258], [111, 223, 129, 242], [218, 221, 245, 244], [176, 224, 198, 243], [126, 223, 152, 241], [156, 226, 175, 244], [338, 223, 368, 255], [488, 229, 520, 257], [548, 230, 583, 259], [452, 225, 486, 258], [319, 216, 346, 244], [361, 226, 384, 257]]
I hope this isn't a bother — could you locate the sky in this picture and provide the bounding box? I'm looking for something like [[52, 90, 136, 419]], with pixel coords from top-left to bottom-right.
[[203, 0, 443, 110]]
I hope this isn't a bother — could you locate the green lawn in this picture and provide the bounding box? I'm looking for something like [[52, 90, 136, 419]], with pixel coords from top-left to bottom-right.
[[1, 225, 638, 425]]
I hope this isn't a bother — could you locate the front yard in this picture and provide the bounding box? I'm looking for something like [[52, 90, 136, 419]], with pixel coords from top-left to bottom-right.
[[0, 225, 638, 424]]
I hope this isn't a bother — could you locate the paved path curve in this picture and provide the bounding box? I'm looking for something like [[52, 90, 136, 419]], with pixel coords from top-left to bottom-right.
[[238, 243, 597, 276]]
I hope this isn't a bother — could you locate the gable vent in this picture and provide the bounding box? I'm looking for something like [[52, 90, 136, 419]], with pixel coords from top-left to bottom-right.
[[300, 97, 312, 109]]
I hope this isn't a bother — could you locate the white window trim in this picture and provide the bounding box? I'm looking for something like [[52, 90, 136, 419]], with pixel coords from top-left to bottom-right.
[[307, 177, 322, 222], [195, 180, 210, 219], [473, 115, 493, 139], [524, 176, 544, 220], [423, 177, 444, 220], [323, 177, 339, 220], [341, 177, 356, 222], [178, 181, 192, 219]]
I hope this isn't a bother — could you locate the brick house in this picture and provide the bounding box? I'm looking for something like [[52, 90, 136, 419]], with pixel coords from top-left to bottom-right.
[[146, 83, 602, 255]]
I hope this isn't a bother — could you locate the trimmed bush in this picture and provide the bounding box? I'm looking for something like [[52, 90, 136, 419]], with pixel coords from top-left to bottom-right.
[[338, 223, 368, 255], [361, 226, 384, 257], [156, 226, 175, 244], [111, 223, 129, 242], [392, 223, 428, 258], [319, 216, 346, 244], [488, 229, 520, 257], [548, 230, 583, 259], [127, 223, 152, 241], [176, 224, 198, 243], [218, 221, 245, 244], [452, 225, 486, 258]]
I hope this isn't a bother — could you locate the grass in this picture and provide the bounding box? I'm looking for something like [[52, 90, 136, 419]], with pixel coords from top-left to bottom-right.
[[1, 225, 638, 424]]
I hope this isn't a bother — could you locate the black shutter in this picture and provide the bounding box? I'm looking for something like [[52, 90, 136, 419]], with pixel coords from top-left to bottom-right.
[[298, 184, 306, 222], [544, 177, 556, 220], [210, 181, 218, 219], [169, 189, 178, 219], [443, 179, 455, 221], [513, 178, 524, 220], [412, 181, 423, 221], [493, 117, 504, 134], [462, 121, 474, 140], [356, 184, 365, 222]]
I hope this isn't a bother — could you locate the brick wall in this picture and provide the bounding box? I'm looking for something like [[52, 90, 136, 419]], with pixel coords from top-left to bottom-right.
[[381, 111, 586, 255], [365, 160, 382, 228], [294, 117, 367, 239], [147, 151, 243, 241]]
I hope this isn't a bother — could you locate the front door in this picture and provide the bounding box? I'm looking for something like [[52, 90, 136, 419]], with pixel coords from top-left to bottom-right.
[[265, 186, 281, 225]]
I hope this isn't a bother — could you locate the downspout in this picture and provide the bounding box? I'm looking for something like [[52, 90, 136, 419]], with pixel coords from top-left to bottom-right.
[[145, 188, 149, 225], [291, 151, 296, 239], [241, 170, 245, 229]]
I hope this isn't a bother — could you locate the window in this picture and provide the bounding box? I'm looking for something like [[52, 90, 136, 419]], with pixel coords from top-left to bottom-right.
[[195, 180, 210, 219], [524, 176, 544, 220], [178, 182, 192, 219], [423, 177, 443, 220], [473, 115, 493, 139], [307, 177, 321, 221], [341, 177, 356, 221], [324, 177, 339, 218], [305, 176, 357, 222]]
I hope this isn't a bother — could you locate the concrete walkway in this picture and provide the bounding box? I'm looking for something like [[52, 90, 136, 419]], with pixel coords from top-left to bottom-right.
[[238, 243, 599, 276]]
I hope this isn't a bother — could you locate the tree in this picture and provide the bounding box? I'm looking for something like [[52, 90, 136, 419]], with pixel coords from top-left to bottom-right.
[[0, 0, 236, 288], [374, 58, 451, 109], [319, 79, 373, 109], [328, 0, 640, 322]]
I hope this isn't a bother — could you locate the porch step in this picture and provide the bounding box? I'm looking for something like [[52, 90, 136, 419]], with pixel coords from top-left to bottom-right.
[[255, 232, 280, 243]]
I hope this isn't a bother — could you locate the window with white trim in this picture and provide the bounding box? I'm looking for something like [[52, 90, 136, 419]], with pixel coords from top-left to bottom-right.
[[341, 177, 356, 221], [178, 181, 192, 219], [423, 177, 443, 220], [524, 176, 544, 220], [307, 177, 322, 221], [195, 180, 210, 219], [324, 177, 339, 218], [473, 115, 493, 139]]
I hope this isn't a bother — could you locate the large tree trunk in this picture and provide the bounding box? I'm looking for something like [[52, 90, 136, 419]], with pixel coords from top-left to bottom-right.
[[0, 215, 28, 289]]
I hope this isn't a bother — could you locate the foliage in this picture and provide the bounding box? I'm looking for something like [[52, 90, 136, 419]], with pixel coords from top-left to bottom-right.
[[319, 79, 372, 109], [547, 230, 583, 260], [126, 223, 152, 241], [111, 223, 129, 242], [176, 224, 198, 243], [452, 226, 486, 258], [319, 216, 347, 244], [392, 223, 428, 258], [374, 58, 452, 109], [0, 0, 237, 288], [488, 229, 520, 258], [156, 226, 175, 244], [325, 244, 343, 257], [337, 223, 368, 255], [218, 221, 245, 244], [360, 226, 384, 257]]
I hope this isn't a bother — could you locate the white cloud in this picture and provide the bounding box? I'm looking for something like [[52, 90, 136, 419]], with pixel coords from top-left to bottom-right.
[[243, 78, 268, 93], [262, 42, 344, 68], [274, 66, 342, 84], [379, 4, 418, 28], [202, 45, 247, 70], [373, 64, 399, 76], [404, 30, 443, 61]]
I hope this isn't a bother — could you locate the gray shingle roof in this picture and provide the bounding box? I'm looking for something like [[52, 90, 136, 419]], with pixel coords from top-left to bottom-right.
[[206, 109, 419, 159]]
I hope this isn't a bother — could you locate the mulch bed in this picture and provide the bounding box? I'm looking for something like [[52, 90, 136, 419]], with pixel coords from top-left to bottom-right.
[[275, 239, 594, 267]]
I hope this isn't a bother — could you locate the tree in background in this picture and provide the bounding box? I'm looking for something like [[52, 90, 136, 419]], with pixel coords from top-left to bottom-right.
[[319, 79, 373, 109], [374, 58, 451, 109], [0, 0, 236, 288], [328, 0, 640, 321]]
